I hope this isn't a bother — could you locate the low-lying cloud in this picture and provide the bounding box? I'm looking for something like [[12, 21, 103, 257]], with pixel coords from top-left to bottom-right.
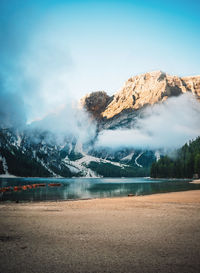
[[29, 103, 97, 145], [96, 93, 200, 150]]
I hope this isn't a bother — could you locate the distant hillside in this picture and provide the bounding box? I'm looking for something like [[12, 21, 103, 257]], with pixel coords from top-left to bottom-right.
[[150, 137, 200, 178], [0, 128, 155, 178]]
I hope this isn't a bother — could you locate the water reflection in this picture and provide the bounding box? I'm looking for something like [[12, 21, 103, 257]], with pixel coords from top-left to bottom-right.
[[0, 177, 199, 202]]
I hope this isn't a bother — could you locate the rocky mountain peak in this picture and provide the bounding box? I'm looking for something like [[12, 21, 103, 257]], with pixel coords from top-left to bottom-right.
[[81, 71, 200, 120]]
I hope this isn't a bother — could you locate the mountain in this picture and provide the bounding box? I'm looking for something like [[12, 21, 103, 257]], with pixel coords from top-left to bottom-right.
[[0, 128, 153, 177], [1, 71, 200, 178], [81, 71, 200, 129]]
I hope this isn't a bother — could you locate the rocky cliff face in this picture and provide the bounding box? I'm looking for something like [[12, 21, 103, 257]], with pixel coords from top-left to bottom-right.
[[81, 71, 200, 120]]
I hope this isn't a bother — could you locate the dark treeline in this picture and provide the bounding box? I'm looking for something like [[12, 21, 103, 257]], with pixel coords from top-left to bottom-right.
[[151, 137, 200, 178]]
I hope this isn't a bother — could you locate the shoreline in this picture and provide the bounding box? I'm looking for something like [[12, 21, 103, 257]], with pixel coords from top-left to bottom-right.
[[0, 175, 194, 180], [190, 179, 200, 184], [1, 187, 200, 205], [1, 188, 199, 203]]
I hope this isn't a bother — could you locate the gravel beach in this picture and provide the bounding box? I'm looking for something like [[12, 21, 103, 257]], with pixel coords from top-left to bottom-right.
[[0, 190, 200, 273]]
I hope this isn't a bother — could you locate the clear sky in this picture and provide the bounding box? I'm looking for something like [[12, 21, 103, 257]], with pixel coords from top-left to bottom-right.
[[0, 0, 200, 124]]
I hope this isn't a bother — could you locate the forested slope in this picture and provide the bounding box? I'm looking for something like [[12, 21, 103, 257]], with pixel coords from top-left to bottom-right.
[[151, 137, 200, 178]]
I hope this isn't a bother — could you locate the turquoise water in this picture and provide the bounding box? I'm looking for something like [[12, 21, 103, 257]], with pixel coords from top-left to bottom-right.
[[0, 177, 199, 202]]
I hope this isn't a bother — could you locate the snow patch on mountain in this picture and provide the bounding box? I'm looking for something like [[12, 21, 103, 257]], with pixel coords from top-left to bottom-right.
[[135, 152, 143, 168], [155, 151, 161, 161], [0, 155, 9, 174], [121, 152, 134, 161]]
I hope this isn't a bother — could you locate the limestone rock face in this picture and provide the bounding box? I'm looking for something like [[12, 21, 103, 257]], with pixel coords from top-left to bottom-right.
[[81, 71, 200, 120], [182, 76, 200, 97], [102, 71, 200, 119]]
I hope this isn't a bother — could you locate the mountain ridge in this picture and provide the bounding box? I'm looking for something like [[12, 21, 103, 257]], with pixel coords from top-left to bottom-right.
[[81, 71, 200, 121]]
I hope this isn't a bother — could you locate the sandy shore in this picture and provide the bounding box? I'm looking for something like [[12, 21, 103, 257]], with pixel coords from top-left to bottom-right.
[[190, 179, 200, 184], [1, 190, 200, 273]]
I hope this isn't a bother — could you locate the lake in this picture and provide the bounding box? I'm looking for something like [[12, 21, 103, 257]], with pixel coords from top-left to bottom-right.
[[0, 177, 200, 201], [0, 177, 200, 202]]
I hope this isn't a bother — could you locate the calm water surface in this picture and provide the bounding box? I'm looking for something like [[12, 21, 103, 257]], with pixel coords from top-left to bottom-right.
[[0, 177, 199, 202]]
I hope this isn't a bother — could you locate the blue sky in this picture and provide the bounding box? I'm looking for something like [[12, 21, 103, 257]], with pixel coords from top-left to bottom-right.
[[0, 0, 200, 124]]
